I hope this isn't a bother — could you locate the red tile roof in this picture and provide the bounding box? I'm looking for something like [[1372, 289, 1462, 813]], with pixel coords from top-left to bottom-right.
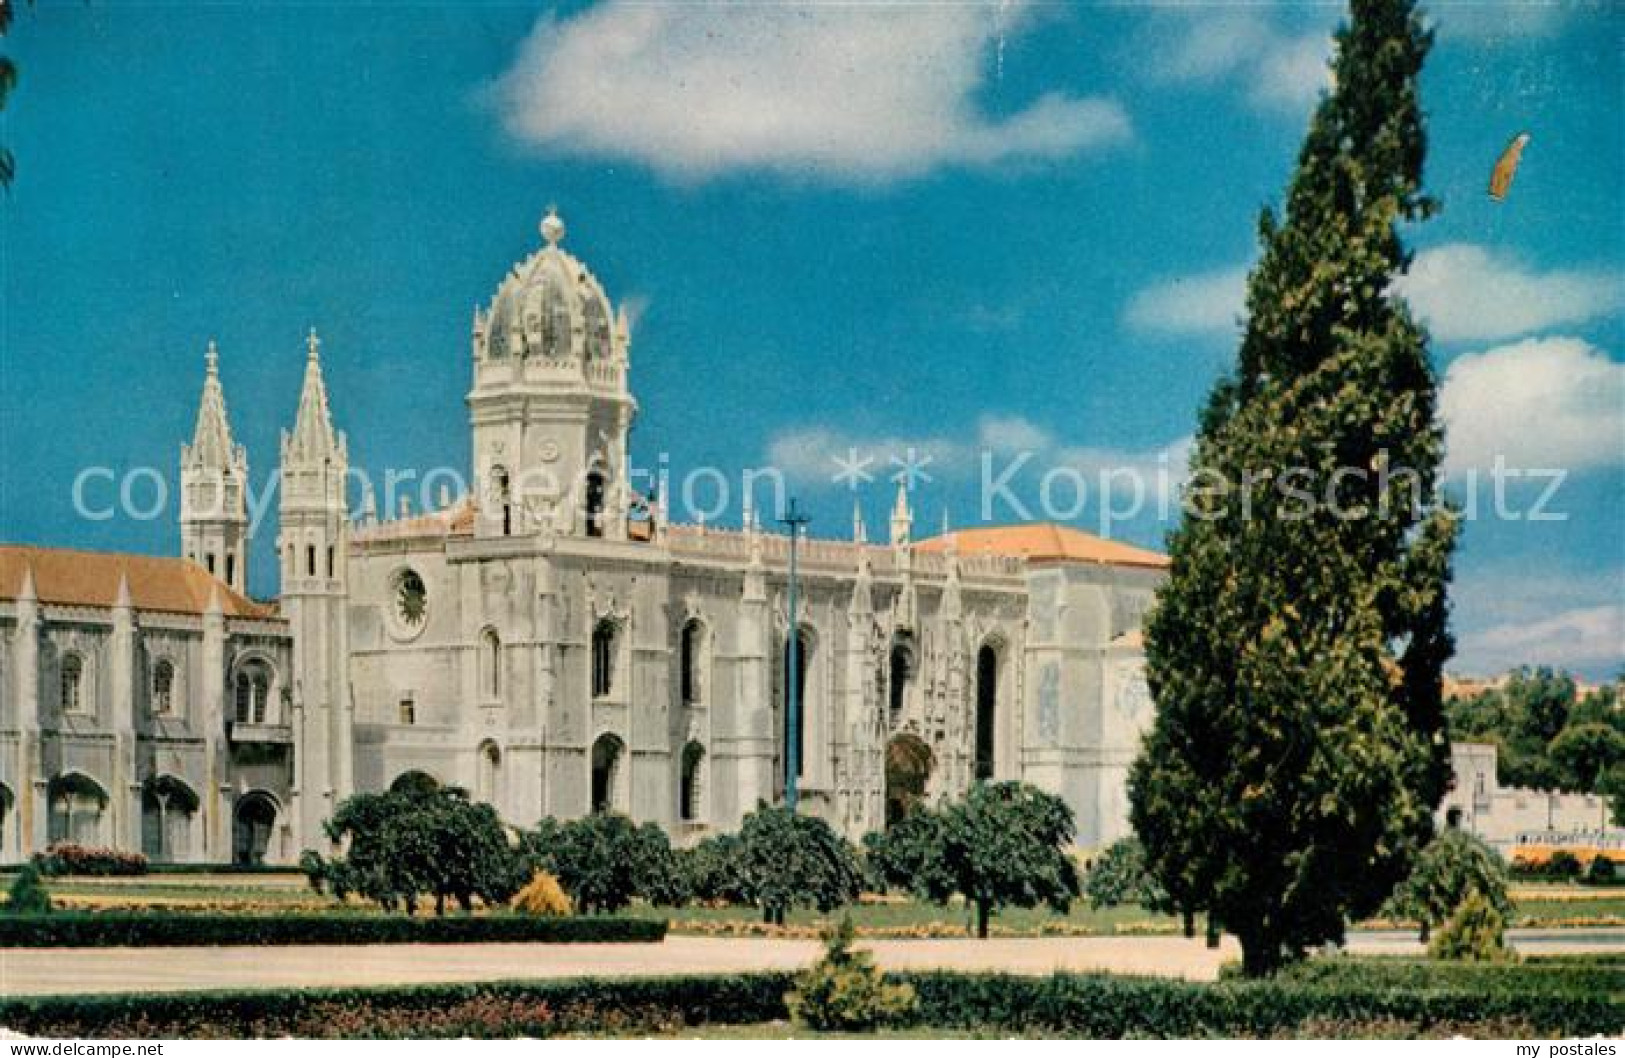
[[0, 545, 275, 618], [917, 524, 1169, 570]]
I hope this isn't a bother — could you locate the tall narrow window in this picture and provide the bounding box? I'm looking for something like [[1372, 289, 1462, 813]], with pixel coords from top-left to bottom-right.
[[590, 734, 624, 813], [591, 620, 616, 698], [782, 630, 811, 780], [306, 545, 316, 577], [680, 619, 703, 706], [584, 471, 606, 537], [888, 640, 913, 724], [483, 628, 502, 698], [492, 467, 512, 537], [60, 654, 84, 713], [680, 741, 705, 822], [205, 553, 216, 575], [225, 553, 236, 587], [398, 697, 416, 725], [974, 645, 998, 781], [234, 661, 271, 724], [327, 545, 335, 577], [152, 659, 175, 716]]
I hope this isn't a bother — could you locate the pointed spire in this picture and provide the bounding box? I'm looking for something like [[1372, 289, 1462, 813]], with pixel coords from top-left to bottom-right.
[[889, 481, 913, 547], [114, 571, 132, 611], [19, 563, 37, 604], [284, 328, 344, 465], [852, 499, 867, 543], [184, 340, 239, 471]]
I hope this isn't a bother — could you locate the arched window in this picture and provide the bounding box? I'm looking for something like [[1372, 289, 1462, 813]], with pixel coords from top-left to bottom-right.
[[152, 659, 176, 716], [60, 653, 85, 713], [584, 470, 607, 538], [47, 773, 108, 845], [888, 637, 914, 725], [680, 741, 705, 822], [974, 645, 998, 781], [234, 660, 271, 724], [476, 741, 501, 804], [591, 620, 617, 698], [679, 619, 704, 706], [590, 733, 624, 814], [781, 629, 812, 782], [141, 776, 199, 863], [583, 295, 611, 361], [482, 628, 503, 699], [492, 466, 512, 536], [233, 792, 278, 866]]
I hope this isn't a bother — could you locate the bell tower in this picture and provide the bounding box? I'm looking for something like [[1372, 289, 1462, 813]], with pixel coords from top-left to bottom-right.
[[180, 341, 249, 593], [277, 329, 352, 850], [468, 209, 635, 540]]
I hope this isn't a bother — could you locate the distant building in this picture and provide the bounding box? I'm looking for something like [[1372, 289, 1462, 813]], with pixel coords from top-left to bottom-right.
[[1441, 741, 1622, 859]]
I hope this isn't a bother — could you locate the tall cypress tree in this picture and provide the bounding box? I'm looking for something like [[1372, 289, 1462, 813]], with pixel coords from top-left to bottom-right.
[[1128, 0, 1457, 977]]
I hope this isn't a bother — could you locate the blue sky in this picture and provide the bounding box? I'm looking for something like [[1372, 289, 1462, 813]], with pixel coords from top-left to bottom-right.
[[1, 1, 1620, 678]]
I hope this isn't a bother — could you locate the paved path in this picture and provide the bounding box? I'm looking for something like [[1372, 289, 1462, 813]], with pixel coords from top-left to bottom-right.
[[2, 929, 1620, 998]]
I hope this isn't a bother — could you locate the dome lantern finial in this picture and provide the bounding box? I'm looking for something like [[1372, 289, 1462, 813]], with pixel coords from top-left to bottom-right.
[[306, 327, 321, 361], [540, 205, 565, 247], [205, 339, 219, 376]]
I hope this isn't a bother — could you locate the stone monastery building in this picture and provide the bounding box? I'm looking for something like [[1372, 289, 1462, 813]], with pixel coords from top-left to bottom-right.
[[0, 211, 1169, 865]]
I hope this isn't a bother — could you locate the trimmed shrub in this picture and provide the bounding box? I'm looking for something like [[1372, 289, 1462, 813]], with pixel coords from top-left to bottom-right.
[[1382, 827, 1510, 940], [1547, 850, 1583, 879], [32, 843, 147, 877], [1264, 956, 1623, 995], [1084, 836, 1167, 910], [5, 865, 52, 914], [511, 871, 573, 916], [785, 916, 916, 1031], [0, 912, 665, 948], [1429, 890, 1511, 962], [1585, 855, 1618, 886], [676, 833, 749, 906], [1, 967, 1618, 1039]]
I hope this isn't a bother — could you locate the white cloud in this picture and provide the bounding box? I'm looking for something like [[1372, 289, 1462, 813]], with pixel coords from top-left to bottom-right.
[[1439, 337, 1625, 474], [1458, 605, 1624, 676], [1397, 244, 1624, 342], [1430, 4, 1580, 44], [493, 1, 1131, 182], [1123, 266, 1248, 337], [1145, 9, 1332, 115]]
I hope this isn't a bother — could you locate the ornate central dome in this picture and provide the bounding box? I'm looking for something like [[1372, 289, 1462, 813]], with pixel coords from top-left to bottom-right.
[[476, 209, 621, 363]]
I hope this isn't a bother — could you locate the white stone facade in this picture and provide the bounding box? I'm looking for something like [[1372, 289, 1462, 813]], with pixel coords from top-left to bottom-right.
[[1, 211, 1168, 864]]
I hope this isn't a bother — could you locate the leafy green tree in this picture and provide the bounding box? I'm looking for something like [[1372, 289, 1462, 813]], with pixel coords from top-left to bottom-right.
[[1129, 0, 1456, 976], [1549, 724, 1625, 794], [738, 802, 863, 925], [1382, 826, 1510, 941], [0, 0, 24, 189], [862, 809, 953, 896], [1084, 836, 1167, 911], [524, 813, 649, 914], [890, 782, 1080, 939], [677, 832, 751, 906], [5, 864, 51, 913], [316, 785, 522, 915], [1601, 766, 1625, 828]]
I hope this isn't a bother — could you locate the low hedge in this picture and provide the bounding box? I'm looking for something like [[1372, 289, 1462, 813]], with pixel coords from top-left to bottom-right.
[[0, 912, 666, 948], [1254, 955, 1625, 996], [0, 967, 1617, 1038]]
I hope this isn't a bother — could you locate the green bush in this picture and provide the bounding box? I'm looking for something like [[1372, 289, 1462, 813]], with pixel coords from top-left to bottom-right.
[[1263, 956, 1624, 995], [32, 843, 147, 877], [0, 912, 665, 948], [5, 865, 52, 913], [2, 967, 1617, 1039], [524, 813, 661, 914], [785, 916, 917, 1031], [1382, 827, 1510, 940], [676, 833, 749, 906], [1084, 836, 1167, 910], [1547, 850, 1583, 879], [1428, 890, 1510, 962], [738, 802, 863, 925], [1584, 856, 1618, 886]]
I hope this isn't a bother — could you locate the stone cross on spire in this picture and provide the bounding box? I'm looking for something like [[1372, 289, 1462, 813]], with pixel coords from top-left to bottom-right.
[[284, 327, 346, 465], [183, 339, 241, 471]]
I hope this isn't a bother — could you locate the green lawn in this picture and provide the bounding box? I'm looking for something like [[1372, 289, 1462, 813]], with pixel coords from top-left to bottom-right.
[[9, 871, 1622, 935]]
